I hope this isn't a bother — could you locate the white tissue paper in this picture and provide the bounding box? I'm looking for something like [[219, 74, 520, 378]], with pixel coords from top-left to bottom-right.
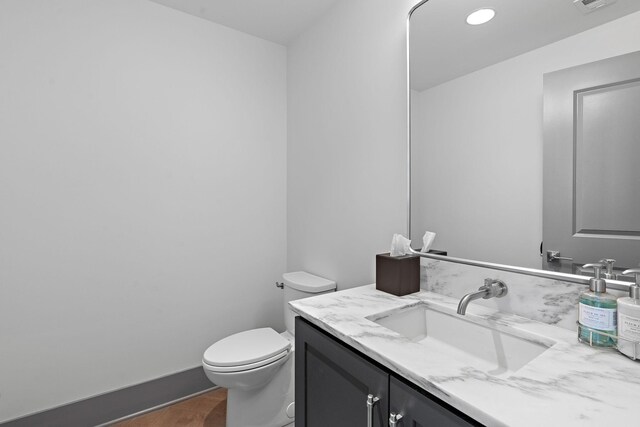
[[421, 231, 436, 252], [390, 234, 412, 257]]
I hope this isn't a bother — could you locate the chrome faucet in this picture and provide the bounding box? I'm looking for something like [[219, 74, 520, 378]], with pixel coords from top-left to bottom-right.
[[457, 278, 508, 315]]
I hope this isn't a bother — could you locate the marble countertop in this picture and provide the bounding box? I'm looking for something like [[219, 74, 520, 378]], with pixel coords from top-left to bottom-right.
[[290, 285, 640, 427]]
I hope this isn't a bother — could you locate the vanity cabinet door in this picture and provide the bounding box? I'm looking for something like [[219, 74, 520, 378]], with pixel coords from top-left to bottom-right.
[[389, 376, 481, 427], [295, 317, 389, 427]]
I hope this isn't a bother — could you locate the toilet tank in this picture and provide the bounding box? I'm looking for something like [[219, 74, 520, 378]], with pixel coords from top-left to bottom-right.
[[283, 271, 336, 334]]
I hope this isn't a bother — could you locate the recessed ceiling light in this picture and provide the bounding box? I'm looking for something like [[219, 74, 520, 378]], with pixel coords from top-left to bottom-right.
[[466, 8, 496, 25]]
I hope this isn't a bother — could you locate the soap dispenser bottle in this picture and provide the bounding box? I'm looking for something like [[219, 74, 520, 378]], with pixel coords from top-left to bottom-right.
[[617, 269, 640, 359], [578, 263, 617, 347]]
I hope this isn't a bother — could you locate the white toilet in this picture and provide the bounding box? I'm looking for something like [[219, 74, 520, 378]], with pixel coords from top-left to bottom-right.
[[202, 271, 336, 427]]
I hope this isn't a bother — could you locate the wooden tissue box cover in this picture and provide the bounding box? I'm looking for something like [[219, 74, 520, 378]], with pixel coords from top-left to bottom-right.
[[376, 253, 420, 296]]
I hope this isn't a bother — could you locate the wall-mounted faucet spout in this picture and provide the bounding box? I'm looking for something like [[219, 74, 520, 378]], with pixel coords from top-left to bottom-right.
[[457, 279, 508, 315], [457, 289, 490, 314]]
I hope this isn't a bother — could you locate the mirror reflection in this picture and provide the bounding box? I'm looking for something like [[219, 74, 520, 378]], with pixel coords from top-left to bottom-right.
[[409, 0, 640, 274]]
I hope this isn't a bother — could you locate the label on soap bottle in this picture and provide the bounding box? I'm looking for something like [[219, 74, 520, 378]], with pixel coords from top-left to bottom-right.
[[579, 303, 616, 331], [619, 313, 640, 341]]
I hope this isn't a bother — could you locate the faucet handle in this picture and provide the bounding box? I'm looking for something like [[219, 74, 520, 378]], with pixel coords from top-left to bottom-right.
[[482, 278, 508, 298]]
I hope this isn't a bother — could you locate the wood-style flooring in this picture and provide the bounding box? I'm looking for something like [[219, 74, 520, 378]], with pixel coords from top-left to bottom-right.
[[113, 388, 227, 427]]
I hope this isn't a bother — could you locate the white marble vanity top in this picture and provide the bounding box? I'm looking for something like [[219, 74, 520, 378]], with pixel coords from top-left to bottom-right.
[[290, 285, 640, 427]]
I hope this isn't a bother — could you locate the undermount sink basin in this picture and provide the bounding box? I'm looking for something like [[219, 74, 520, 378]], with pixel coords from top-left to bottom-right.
[[369, 304, 552, 377]]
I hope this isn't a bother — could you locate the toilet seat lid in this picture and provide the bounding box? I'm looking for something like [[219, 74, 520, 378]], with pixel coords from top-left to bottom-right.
[[203, 328, 291, 367]]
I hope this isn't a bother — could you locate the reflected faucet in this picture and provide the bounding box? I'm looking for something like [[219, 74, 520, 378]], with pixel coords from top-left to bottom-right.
[[457, 279, 508, 315]]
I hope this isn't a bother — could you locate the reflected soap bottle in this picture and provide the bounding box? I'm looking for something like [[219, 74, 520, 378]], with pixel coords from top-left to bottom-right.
[[578, 263, 617, 347]]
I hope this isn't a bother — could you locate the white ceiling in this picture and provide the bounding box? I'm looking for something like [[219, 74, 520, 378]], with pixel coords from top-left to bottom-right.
[[148, 0, 340, 45], [147, 1, 640, 88], [411, 0, 640, 91]]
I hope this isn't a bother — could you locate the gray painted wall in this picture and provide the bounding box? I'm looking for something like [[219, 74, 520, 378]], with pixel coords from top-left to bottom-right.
[[287, 0, 419, 289], [0, 0, 286, 421]]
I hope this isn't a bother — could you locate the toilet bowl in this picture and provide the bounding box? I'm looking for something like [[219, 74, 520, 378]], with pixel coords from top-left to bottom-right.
[[202, 328, 292, 391], [202, 271, 336, 427]]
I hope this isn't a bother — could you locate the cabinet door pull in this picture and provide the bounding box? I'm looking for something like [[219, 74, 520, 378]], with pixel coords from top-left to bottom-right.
[[366, 394, 380, 427], [389, 412, 404, 426]]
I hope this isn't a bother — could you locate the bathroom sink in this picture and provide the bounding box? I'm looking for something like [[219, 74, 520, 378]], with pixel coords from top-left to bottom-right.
[[369, 304, 552, 377]]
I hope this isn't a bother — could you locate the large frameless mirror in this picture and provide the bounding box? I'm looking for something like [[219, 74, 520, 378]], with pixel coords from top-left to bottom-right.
[[408, 0, 640, 280]]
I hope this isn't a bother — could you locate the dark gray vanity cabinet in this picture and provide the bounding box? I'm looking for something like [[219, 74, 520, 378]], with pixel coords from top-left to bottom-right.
[[389, 376, 478, 426], [295, 317, 389, 426], [295, 317, 482, 427]]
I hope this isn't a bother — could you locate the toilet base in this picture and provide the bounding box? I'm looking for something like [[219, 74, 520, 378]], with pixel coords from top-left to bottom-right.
[[226, 354, 294, 427]]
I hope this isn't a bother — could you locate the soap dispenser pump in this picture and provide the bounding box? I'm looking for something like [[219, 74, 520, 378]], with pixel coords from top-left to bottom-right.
[[578, 263, 617, 347], [600, 258, 617, 280], [617, 269, 640, 359]]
